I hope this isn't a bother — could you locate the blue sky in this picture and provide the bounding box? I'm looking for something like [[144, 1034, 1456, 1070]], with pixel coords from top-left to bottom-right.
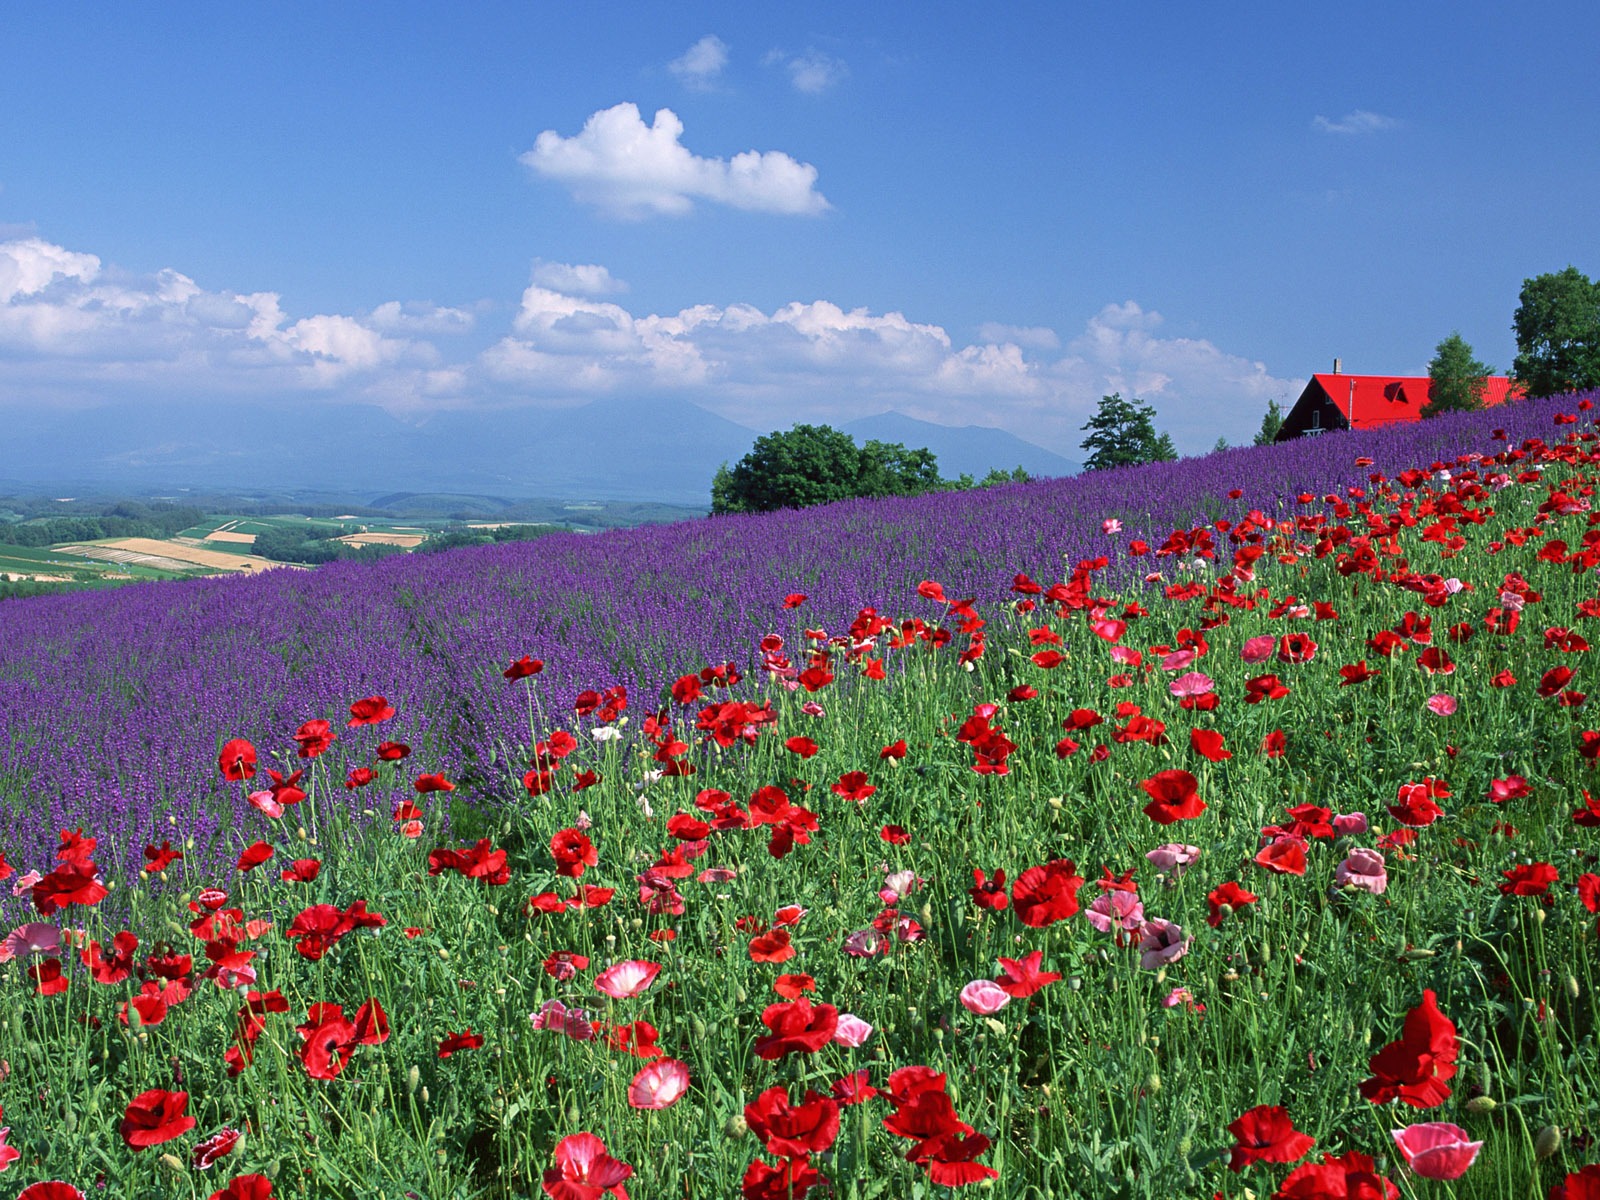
[[2, 2, 1595, 457]]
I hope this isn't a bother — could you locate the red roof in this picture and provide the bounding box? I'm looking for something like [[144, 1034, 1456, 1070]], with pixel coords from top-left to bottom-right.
[[1312, 373, 1524, 429]]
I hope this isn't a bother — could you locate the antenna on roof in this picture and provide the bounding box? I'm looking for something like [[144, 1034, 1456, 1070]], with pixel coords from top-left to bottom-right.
[[1333, 357, 1341, 374]]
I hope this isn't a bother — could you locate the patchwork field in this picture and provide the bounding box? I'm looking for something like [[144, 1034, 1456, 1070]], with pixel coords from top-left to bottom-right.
[[56, 536, 282, 573]]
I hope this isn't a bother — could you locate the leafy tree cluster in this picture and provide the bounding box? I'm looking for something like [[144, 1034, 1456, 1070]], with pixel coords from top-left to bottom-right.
[[1253, 400, 1285, 446], [252, 526, 404, 565], [0, 501, 207, 546], [1513, 265, 1600, 397], [416, 524, 562, 555], [711, 425, 1031, 515], [1423, 333, 1494, 418], [1079, 393, 1177, 471]]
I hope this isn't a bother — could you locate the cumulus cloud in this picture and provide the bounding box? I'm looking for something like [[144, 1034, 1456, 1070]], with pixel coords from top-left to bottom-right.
[[1, 234, 1294, 455], [1313, 109, 1398, 135], [669, 35, 729, 89], [521, 103, 829, 218], [977, 322, 1060, 351], [0, 235, 438, 399], [368, 300, 475, 335], [529, 259, 628, 297], [768, 49, 847, 95]]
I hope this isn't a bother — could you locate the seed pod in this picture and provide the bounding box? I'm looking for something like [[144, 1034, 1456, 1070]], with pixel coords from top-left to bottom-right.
[[1535, 1125, 1562, 1160]]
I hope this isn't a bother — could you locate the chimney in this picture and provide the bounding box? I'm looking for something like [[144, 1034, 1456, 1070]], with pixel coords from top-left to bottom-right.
[[1333, 357, 1341, 374]]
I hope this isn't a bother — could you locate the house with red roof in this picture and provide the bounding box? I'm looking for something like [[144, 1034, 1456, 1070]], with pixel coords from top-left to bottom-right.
[[1275, 365, 1523, 441]]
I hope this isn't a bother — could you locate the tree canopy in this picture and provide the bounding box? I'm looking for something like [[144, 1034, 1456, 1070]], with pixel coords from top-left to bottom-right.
[[1079, 393, 1178, 471], [1252, 399, 1284, 446], [1423, 332, 1494, 418], [1512, 266, 1600, 397]]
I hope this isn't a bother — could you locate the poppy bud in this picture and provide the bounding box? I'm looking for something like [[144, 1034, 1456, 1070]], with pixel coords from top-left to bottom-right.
[[1568, 975, 1582, 1000], [420, 1087, 430, 1105], [1145, 1072, 1161, 1094], [1465, 1096, 1497, 1114], [438, 948, 449, 960], [724, 1114, 749, 1139], [158, 1153, 185, 1173], [1535, 1125, 1562, 1160], [407, 1065, 420, 1095], [1533, 907, 1547, 925], [265, 1160, 280, 1180], [1259, 941, 1272, 964]]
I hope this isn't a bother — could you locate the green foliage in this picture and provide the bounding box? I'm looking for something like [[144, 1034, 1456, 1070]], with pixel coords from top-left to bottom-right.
[[1512, 266, 1600, 397], [711, 424, 950, 514], [416, 524, 561, 555], [252, 525, 404, 565], [1424, 332, 1495, 418], [0, 502, 206, 547], [1080, 393, 1177, 470], [1253, 399, 1285, 446]]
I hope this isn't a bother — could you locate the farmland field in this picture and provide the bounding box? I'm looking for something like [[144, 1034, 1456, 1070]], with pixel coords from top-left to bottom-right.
[[1, 392, 1599, 1198]]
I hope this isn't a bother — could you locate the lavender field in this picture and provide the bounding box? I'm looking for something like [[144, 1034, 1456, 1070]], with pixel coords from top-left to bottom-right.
[[0, 395, 1591, 900]]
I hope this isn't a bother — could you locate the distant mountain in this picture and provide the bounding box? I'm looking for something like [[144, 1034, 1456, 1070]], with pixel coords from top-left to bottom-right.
[[2, 399, 1075, 504], [841, 411, 1079, 480]]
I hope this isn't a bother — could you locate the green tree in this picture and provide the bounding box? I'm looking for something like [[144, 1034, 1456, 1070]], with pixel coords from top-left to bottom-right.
[[1512, 266, 1600, 397], [711, 424, 946, 514], [1423, 332, 1494, 418], [1253, 399, 1285, 446], [1079, 393, 1176, 471]]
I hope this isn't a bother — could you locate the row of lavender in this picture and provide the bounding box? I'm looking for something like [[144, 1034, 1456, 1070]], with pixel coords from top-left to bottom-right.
[[1, 394, 1591, 895]]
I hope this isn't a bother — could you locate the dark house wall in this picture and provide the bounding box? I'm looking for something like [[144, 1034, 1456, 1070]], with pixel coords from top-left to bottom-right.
[[1276, 380, 1347, 442]]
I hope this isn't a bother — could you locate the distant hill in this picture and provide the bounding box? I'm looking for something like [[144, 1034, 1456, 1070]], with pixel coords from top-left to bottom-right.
[[841, 412, 1079, 480], [3, 399, 1076, 503]]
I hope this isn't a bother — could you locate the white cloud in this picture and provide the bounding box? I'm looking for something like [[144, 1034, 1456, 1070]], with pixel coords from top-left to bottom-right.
[[521, 102, 829, 218], [1312, 109, 1398, 135], [0, 234, 1294, 456], [368, 300, 475, 335], [529, 259, 628, 297], [977, 322, 1059, 351], [782, 50, 847, 95], [669, 35, 729, 89]]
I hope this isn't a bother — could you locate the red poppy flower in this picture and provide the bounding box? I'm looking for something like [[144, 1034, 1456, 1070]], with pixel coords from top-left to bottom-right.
[[1339, 660, 1380, 686], [503, 655, 543, 680], [782, 593, 807, 608], [551, 828, 597, 878], [31, 862, 108, 916], [1500, 862, 1558, 897], [1551, 1165, 1600, 1200], [994, 950, 1062, 998], [293, 719, 336, 759], [208, 1176, 274, 1200], [438, 1029, 485, 1058], [1254, 836, 1307, 876], [1277, 633, 1318, 663], [1207, 881, 1259, 926], [784, 736, 818, 758], [1277, 1150, 1398, 1199], [1227, 1104, 1315, 1171], [428, 839, 510, 885], [83, 931, 138, 984], [542, 1132, 633, 1200], [1011, 859, 1083, 926], [967, 868, 1009, 912], [741, 1157, 825, 1200], [1244, 674, 1290, 704], [754, 997, 838, 1060], [236, 841, 274, 872], [831, 771, 876, 803], [345, 767, 376, 789], [917, 579, 947, 603], [29, 958, 68, 996], [1260, 730, 1288, 758], [15, 1187, 89, 1200], [749, 928, 796, 963], [192, 1126, 241, 1170], [774, 973, 815, 999], [1140, 770, 1206, 825], [144, 841, 182, 871], [880, 739, 907, 759], [1190, 727, 1231, 761], [120, 1088, 196, 1149], [281, 858, 321, 883], [745, 1086, 841, 1158], [1359, 989, 1458, 1108], [413, 773, 454, 793], [218, 738, 256, 781], [347, 695, 395, 726], [1389, 778, 1449, 827]]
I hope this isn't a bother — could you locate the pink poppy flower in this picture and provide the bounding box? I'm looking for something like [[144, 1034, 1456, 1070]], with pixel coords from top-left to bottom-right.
[[1145, 844, 1201, 877], [530, 999, 594, 1042], [627, 1058, 690, 1110], [1138, 919, 1191, 969], [246, 791, 284, 819], [1335, 848, 1388, 895], [1086, 890, 1145, 934], [1, 922, 60, 962], [1169, 672, 1215, 698], [842, 928, 888, 957], [1102, 518, 1122, 535], [959, 979, 1012, 1014], [594, 960, 661, 1000], [1391, 1122, 1482, 1180], [831, 1013, 874, 1047], [1161, 648, 1198, 672], [1240, 635, 1276, 663], [1332, 811, 1369, 835], [1425, 694, 1458, 716]]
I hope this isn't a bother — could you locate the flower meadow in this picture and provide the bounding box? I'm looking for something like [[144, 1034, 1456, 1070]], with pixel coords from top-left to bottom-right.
[[1, 395, 1600, 1198]]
